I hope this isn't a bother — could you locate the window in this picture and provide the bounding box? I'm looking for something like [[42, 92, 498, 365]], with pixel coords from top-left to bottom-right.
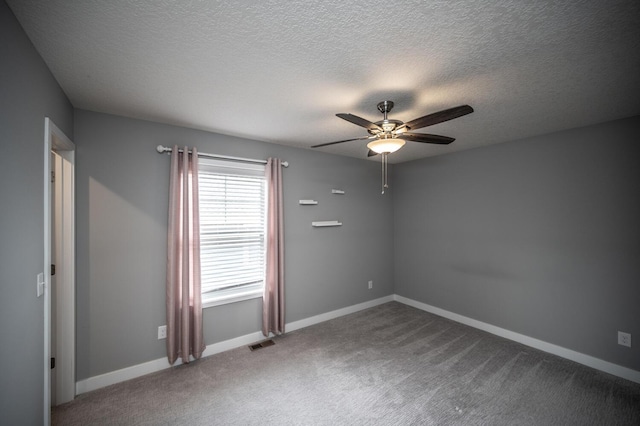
[[198, 158, 267, 307]]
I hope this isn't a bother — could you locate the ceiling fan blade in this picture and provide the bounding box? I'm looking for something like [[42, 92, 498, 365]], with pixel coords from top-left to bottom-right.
[[404, 105, 474, 131], [367, 149, 378, 157], [398, 132, 455, 145], [311, 136, 373, 148], [336, 113, 382, 132]]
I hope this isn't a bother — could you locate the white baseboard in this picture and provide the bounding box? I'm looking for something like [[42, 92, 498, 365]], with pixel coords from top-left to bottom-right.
[[76, 295, 394, 395], [76, 293, 638, 395], [286, 295, 394, 333], [394, 294, 640, 384]]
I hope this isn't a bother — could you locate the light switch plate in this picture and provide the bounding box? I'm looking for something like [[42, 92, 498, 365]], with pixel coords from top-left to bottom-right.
[[37, 272, 44, 297]]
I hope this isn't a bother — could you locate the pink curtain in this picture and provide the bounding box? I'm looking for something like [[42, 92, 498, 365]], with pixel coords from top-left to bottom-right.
[[166, 145, 205, 364], [262, 158, 285, 336]]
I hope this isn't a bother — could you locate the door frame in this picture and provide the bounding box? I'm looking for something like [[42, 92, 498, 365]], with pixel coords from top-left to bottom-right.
[[43, 117, 75, 423]]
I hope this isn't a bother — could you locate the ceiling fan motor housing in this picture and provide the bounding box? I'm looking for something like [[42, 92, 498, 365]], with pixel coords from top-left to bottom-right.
[[377, 100, 394, 114], [369, 101, 404, 135]]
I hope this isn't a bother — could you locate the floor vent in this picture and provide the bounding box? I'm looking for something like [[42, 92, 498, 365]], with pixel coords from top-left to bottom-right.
[[249, 339, 275, 351]]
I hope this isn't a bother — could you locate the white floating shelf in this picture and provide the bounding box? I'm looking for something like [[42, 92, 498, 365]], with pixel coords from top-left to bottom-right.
[[312, 221, 342, 227], [331, 189, 345, 194], [299, 200, 318, 205]]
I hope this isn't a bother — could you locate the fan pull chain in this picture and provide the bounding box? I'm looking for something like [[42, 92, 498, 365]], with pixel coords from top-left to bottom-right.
[[381, 153, 385, 194], [381, 152, 389, 194]]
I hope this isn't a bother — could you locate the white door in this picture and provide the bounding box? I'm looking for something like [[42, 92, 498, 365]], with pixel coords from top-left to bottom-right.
[[52, 148, 74, 405], [43, 118, 75, 424]]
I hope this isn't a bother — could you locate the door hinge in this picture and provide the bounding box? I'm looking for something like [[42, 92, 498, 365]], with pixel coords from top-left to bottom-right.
[[51, 264, 56, 276], [51, 170, 55, 183], [51, 357, 55, 369]]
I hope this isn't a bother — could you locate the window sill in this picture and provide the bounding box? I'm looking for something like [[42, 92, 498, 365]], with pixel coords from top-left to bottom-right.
[[202, 289, 262, 308]]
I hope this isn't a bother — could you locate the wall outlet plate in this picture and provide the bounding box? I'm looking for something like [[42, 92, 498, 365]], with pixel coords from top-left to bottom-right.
[[618, 331, 631, 347], [368, 280, 373, 290], [158, 325, 167, 340]]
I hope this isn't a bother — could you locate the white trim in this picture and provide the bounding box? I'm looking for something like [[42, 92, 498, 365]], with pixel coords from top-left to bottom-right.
[[75, 295, 393, 394], [393, 295, 640, 384], [75, 293, 639, 395], [43, 119, 52, 426], [202, 289, 262, 308], [286, 295, 393, 332], [75, 330, 268, 395]]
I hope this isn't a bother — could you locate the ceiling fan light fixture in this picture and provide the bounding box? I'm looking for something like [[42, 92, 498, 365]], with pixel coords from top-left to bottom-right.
[[312, 100, 474, 194], [367, 138, 406, 154]]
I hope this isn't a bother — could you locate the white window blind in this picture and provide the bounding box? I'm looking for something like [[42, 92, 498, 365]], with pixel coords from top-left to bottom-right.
[[198, 158, 267, 306]]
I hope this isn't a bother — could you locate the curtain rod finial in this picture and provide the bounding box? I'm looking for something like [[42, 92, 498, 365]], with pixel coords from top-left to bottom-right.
[[156, 145, 167, 153]]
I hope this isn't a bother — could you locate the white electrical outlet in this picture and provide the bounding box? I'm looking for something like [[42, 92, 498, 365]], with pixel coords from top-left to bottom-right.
[[158, 325, 167, 340], [368, 280, 373, 290], [618, 331, 631, 347]]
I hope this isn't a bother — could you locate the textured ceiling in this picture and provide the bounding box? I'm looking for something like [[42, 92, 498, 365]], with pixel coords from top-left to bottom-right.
[[7, 0, 640, 163]]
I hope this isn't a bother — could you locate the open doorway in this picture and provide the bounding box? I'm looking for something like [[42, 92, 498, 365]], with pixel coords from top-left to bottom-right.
[[43, 118, 75, 422]]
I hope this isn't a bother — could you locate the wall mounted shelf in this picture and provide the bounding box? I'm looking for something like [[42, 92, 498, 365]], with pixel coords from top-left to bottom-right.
[[299, 200, 318, 205], [331, 189, 345, 194], [312, 221, 342, 227]]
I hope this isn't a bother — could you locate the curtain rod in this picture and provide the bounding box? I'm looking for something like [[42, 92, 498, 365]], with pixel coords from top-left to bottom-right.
[[156, 145, 289, 167]]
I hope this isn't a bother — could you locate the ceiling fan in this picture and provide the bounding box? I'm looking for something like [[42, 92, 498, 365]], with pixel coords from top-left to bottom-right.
[[311, 100, 474, 193]]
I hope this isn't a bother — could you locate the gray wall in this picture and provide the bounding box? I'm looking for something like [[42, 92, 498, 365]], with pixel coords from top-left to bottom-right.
[[394, 116, 640, 371], [74, 109, 394, 380], [3, 0, 637, 413], [0, 1, 74, 423]]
